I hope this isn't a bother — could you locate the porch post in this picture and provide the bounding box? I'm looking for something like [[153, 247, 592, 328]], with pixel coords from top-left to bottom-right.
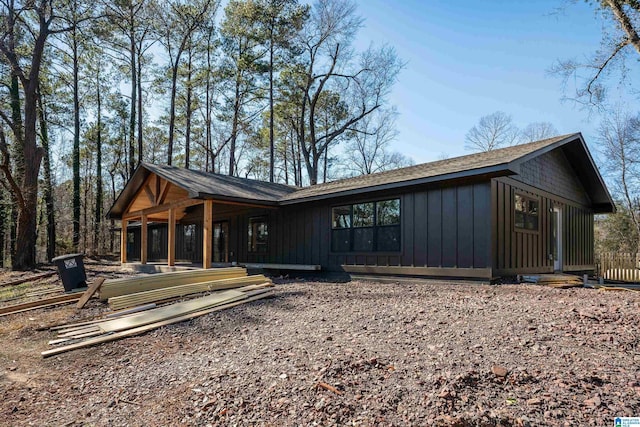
[[168, 207, 176, 266], [203, 200, 213, 269], [141, 214, 148, 264], [120, 218, 128, 264]]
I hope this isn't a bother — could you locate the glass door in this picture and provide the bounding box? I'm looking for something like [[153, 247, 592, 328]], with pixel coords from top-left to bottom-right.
[[213, 221, 229, 263]]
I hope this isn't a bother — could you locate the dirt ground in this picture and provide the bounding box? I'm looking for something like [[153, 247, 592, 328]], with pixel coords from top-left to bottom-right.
[[1, 265, 639, 426]]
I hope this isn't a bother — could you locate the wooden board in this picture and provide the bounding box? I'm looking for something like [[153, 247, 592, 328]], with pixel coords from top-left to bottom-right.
[[0, 292, 83, 316], [107, 275, 271, 310], [42, 291, 272, 358], [0, 271, 57, 288], [99, 289, 246, 333], [98, 267, 247, 300], [76, 278, 106, 309]]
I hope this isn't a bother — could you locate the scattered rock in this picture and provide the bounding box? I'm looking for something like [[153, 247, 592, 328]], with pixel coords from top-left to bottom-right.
[[491, 365, 509, 377], [1, 274, 638, 426]]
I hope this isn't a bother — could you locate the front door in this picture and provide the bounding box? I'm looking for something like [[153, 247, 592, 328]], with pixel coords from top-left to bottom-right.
[[552, 207, 563, 272], [213, 221, 229, 263]]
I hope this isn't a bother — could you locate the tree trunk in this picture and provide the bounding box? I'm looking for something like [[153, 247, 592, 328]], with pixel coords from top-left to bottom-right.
[[128, 3, 137, 176], [72, 28, 81, 251], [137, 46, 143, 166], [229, 67, 242, 176], [167, 61, 179, 166], [0, 188, 6, 267], [14, 86, 44, 269], [205, 33, 212, 172], [269, 40, 275, 182], [9, 74, 22, 264], [37, 88, 55, 261], [94, 72, 103, 255], [185, 44, 193, 169]]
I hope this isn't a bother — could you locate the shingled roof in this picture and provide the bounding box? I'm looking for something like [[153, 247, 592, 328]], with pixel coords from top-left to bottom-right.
[[143, 163, 297, 202], [280, 133, 577, 203], [108, 132, 615, 218]]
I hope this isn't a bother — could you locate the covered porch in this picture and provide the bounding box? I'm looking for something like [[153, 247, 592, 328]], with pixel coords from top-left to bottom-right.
[[117, 171, 276, 269], [108, 163, 321, 271]]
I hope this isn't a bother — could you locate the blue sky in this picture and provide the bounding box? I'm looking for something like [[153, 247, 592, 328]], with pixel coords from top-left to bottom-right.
[[353, 0, 639, 163]]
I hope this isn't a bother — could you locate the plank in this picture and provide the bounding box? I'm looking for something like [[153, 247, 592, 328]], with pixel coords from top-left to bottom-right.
[[107, 275, 271, 310], [76, 278, 106, 309], [99, 289, 246, 333], [58, 326, 101, 338], [0, 292, 83, 316], [49, 304, 157, 331], [0, 298, 81, 317], [0, 271, 57, 288], [42, 291, 272, 358], [105, 303, 156, 318], [98, 267, 247, 300]]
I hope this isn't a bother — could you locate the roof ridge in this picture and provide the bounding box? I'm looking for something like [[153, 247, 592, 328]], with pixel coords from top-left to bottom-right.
[[296, 132, 579, 192]]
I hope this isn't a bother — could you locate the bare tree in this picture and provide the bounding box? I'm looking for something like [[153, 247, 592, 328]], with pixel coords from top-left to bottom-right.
[[342, 108, 411, 175], [464, 111, 519, 152], [519, 122, 559, 143], [597, 109, 640, 252], [291, 0, 402, 185], [552, 0, 640, 107]]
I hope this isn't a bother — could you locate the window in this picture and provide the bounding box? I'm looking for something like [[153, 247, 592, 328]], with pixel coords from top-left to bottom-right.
[[514, 194, 539, 231], [331, 199, 401, 252], [151, 228, 161, 254], [248, 217, 268, 252], [184, 224, 195, 252]]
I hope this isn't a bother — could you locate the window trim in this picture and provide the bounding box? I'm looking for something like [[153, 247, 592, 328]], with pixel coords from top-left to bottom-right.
[[248, 216, 269, 253], [330, 198, 401, 253], [513, 192, 540, 234]]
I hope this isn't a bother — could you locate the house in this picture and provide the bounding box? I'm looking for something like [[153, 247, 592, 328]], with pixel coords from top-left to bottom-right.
[[107, 133, 615, 280]]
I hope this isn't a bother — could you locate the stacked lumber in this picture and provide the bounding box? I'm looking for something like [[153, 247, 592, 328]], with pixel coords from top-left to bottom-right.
[[108, 274, 271, 310], [521, 274, 583, 288], [98, 267, 247, 300], [42, 283, 273, 358]]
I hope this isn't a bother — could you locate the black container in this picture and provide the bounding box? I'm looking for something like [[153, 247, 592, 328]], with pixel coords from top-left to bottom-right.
[[52, 253, 87, 292]]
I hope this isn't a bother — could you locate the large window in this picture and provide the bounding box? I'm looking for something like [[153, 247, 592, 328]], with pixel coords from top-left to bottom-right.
[[248, 217, 268, 253], [331, 199, 400, 252], [514, 194, 539, 231]]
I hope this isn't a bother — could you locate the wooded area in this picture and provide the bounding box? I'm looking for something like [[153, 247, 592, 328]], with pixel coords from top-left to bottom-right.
[[0, 0, 406, 269]]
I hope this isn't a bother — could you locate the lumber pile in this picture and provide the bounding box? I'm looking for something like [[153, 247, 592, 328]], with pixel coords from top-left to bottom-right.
[[107, 274, 271, 310], [42, 283, 273, 358], [521, 274, 583, 288], [98, 267, 247, 300]]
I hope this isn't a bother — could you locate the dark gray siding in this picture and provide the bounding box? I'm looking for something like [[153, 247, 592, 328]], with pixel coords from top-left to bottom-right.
[[492, 177, 594, 275], [514, 149, 590, 205], [200, 182, 493, 273], [326, 182, 492, 271]]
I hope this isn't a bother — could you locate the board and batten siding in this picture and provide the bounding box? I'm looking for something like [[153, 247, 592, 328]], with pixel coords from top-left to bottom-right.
[[326, 182, 492, 275], [208, 182, 492, 276], [492, 177, 594, 276]]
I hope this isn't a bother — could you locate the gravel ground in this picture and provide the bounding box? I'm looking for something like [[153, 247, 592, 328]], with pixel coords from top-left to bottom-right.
[[1, 277, 639, 426]]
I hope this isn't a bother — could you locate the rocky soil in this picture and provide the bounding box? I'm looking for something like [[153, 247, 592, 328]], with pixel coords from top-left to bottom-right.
[[1, 273, 639, 426]]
